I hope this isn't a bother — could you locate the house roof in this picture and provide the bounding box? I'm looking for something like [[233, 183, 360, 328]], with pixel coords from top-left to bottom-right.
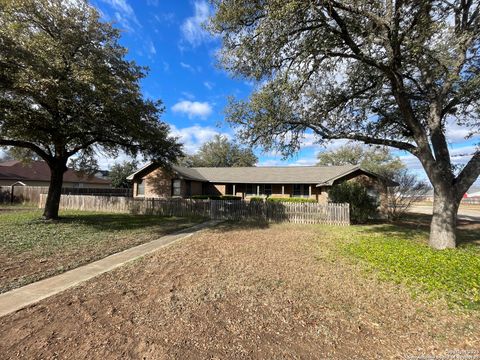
[[0, 160, 111, 185], [127, 163, 396, 186]]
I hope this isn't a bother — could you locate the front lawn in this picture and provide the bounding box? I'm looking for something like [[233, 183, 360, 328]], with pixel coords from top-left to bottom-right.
[[0, 208, 205, 293], [333, 217, 480, 309], [1, 222, 478, 359]]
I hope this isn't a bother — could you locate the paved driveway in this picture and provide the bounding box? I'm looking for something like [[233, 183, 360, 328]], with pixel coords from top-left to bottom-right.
[[409, 205, 480, 222]]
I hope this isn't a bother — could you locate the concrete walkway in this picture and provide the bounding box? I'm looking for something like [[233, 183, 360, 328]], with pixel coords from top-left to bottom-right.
[[0, 220, 220, 318]]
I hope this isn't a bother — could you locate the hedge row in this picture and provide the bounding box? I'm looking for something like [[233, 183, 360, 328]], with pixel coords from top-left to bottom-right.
[[189, 195, 317, 203], [190, 195, 242, 200], [267, 197, 317, 203], [250, 197, 317, 203]]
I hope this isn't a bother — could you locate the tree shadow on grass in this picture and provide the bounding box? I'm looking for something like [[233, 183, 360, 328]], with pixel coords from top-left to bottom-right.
[[41, 213, 207, 232], [355, 213, 480, 249], [211, 220, 270, 233]]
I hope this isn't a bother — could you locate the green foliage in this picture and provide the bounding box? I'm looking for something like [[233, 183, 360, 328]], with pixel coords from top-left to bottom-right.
[[109, 161, 138, 189], [248, 197, 264, 202], [68, 150, 99, 176], [328, 182, 378, 223], [220, 195, 242, 200], [266, 197, 316, 203], [182, 135, 257, 167], [342, 234, 480, 309], [209, 1, 480, 248], [0, 0, 182, 217], [317, 144, 404, 178], [0, 147, 40, 162]]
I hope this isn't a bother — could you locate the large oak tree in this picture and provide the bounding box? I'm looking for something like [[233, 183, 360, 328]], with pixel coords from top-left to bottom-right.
[[210, 0, 480, 249], [0, 0, 182, 219]]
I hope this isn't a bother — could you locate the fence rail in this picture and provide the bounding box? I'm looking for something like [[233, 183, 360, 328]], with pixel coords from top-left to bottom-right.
[[38, 194, 350, 226], [1, 186, 131, 204]]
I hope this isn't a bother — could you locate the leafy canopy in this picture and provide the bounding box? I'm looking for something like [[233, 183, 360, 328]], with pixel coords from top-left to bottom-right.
[[0, 0, 181, 167], [317, 144, 404, 177], [182, 134, 258, 167], [210, 0, 480, 198], [108, 160, 138, 188]]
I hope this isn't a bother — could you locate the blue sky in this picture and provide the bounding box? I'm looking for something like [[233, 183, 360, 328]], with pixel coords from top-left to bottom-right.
[[91, 0, 341, 169], [3, 0, 477, 185], [89, 0, 479, 185]]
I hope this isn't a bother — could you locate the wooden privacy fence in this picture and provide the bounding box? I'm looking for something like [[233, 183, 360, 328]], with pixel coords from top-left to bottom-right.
[[1, 186, 132, 204], [39, 194, 350, 225]]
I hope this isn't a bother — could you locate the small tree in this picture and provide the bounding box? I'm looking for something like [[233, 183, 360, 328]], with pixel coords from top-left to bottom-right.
[[109, 161, 138, 189], [182, 134, 257, 167], [388, 170, 430, 220], [328, 182, 378, 224], [0, 0, 181, 219]]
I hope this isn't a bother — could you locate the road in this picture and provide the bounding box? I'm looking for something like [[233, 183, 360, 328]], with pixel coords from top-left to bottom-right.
[[409, 205, 480, 222]]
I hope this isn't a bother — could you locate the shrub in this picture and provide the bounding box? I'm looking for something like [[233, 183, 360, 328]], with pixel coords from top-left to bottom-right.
[[190, 195, 241, 200], [190, 195, 221, 200], [328, 182, 378, 223], [220, 195, 242, 200], [266, 197, 317, 203], [249, 197, 265, 202]]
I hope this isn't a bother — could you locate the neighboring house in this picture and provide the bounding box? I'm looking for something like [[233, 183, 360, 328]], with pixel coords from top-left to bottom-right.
[[127, 163, 396, 206], [0, 160, 111, 188]]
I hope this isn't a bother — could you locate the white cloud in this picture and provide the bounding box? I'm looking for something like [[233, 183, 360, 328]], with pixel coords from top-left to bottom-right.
[[101, 0, 134, 16], [203, 81, 214, 90], [100, 0, 140, 30], [147, 40, 156, 55], [171, 100, 213, 119], [170, 125, 230, 154], [180, 62, 194, 71], [180, 0, 212, 47]]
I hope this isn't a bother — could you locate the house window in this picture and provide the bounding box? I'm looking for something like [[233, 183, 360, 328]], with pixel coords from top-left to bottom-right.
[[172, 179, 181, 196], [293, 184, 309, 197], [245, 184, 271, 196], [246, 184, 256, 196], [264, 184, 272, 196], [137, 179, 145, 196]]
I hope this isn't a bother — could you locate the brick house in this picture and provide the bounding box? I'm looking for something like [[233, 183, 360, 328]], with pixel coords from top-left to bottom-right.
[[127, 163, 396, 205]]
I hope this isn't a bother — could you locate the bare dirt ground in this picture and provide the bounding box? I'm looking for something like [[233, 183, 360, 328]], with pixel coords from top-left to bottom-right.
[[1, 223, 479, 359]]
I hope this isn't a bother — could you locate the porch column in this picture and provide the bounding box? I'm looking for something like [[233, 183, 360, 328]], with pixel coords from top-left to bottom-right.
[[233, 184, 236, 196], [257, 185, 260, 196], [281, 185, 284, 195], [309, 185, 312, 197]]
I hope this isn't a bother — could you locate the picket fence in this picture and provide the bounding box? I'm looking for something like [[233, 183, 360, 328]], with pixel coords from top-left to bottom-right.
[[38, 194, 350, 226]]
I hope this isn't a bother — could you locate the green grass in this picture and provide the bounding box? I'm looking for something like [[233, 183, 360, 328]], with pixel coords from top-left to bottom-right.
[[0, 209, 205, 292], [333, 222, 480, 310], [0, 209, 204, 254]]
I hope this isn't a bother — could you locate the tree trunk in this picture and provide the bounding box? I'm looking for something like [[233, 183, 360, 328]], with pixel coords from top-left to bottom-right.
[[43, 160, 67, 220], [429, 189, 461, 249]]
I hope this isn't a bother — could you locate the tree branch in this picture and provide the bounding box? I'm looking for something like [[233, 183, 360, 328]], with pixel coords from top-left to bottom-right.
[[455, 149, 480, 199], [0, 139, 51, 162]]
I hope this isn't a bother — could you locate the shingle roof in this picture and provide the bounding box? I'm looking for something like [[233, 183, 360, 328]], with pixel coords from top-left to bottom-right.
[[127, 163, 392, 186], [0, 160, 111, 184]]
